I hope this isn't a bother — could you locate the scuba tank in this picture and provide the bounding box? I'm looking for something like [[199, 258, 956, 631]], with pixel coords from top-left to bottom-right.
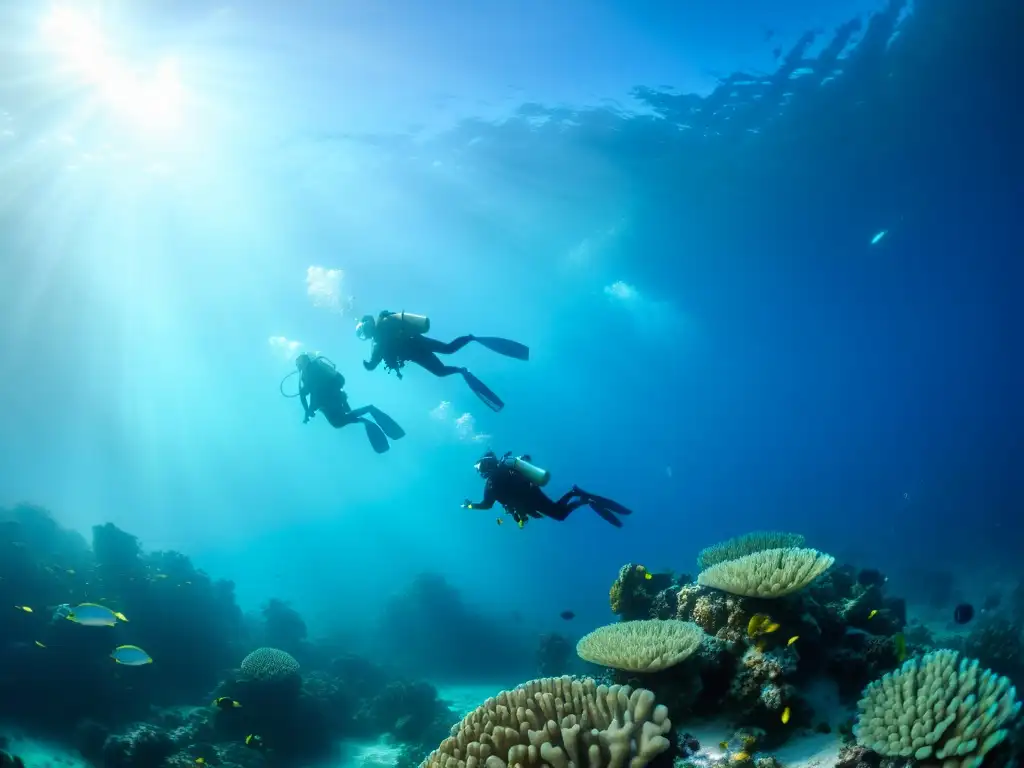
[[501, 455, 550, 487], [391, 311, 430, 334]]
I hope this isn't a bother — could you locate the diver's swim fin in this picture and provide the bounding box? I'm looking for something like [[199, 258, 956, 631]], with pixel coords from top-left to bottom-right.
[[462, 370, 504, 412], [366, 406, 406, 440], [474, 336, 530, 361], [577, 488, 633, 516], [590, 504, 624, 528], [358, 418, 390, 454]]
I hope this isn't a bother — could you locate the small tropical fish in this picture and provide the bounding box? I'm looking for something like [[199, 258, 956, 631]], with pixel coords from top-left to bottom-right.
[[867, 609, 878, 620], [245, 734, 265, 751], [34, 641, 46, 648], [644, 573, 652, 580], [559, 610, 575, 621], [195, 759, 206, 765], [114, 611, 129, 622], [213, 697, 242, 710], [732, 753, 750, 762], [154, 574, 169, 580], [953, 603, 974, 624], [111, 645, 152, 665], [787, 636, 799, 646], [719, 741, 729, 750], [14, 605, 32, 613], [517, 520, 524, 529], [782, 706, 791, 724], [764, 622, 780, 634], [66, 569, 76, 576], [893, 633, 907, 663], [871, 229, 888, 245], [495, 518, 502, 525], [68, 603, 122, 627], [747, 613, 773, 637]]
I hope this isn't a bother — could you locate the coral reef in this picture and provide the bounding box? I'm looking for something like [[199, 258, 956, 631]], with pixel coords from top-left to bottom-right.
[[420, 676, 674, 768], [853, 650, 1022, 768], [577, 620, 706, 672], [609, 564, 682, 621]]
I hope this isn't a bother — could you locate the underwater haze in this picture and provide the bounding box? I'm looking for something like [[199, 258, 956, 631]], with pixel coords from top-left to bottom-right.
[[0, 0, 1022, 760]]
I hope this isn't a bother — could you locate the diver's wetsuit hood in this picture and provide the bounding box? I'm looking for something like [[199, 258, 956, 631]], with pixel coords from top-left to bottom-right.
[[356, 314, 376, 341], [474, 450, 499, 478]]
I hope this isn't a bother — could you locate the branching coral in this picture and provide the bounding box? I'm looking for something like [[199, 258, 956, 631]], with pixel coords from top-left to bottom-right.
[[577, 620, 706, 672], [421, 676, 672, 768]]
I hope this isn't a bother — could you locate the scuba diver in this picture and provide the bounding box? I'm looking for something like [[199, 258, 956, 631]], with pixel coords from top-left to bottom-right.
[[461, 450, 634, 528], [280, 352, 406, 454], [356, 311, 529, 412]]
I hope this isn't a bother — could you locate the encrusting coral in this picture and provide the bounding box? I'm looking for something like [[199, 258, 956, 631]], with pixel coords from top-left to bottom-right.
[[420, 676, 672, 768], [853, 649, 1022, 768], [697, 548, 835, 598], [576, 620, 706, 672]]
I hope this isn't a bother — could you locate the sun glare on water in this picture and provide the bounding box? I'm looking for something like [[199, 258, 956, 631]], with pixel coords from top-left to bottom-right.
[[40, 7, 186, 138]]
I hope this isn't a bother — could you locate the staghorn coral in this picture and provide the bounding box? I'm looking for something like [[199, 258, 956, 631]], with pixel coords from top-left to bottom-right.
[[577, 620, 706, 672], [697, 532, 806, 571], [853, 649, 1022, 768], [420, 675, 672, 768], [697, 548, 834, 598]]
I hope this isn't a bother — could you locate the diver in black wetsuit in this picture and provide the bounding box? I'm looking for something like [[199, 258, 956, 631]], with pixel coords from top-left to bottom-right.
[[294, 353, 406, 454], [461, 451, 633, 528], [356, 311, 529, 412]]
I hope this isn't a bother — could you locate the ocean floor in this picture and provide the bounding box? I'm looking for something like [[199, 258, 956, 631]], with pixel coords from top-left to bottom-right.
[[0, 728, 91, 768]]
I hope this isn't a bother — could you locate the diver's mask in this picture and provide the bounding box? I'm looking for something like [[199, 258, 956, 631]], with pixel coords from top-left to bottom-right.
[[295, 352, 311, 371], [355, 314, 375, 341]]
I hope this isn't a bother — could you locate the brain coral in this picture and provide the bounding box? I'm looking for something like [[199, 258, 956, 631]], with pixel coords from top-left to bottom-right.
[[421, 676, 671, 768], [576, 619, 705, 672], [240, 647, 301, 682], [854, 649, 1021, 768]]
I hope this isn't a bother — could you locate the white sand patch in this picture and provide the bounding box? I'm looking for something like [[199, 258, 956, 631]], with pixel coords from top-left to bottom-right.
[[435, 682, 520, 718]]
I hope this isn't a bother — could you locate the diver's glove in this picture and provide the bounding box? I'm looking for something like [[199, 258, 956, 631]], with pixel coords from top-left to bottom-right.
[[461, 500, 473, 509]]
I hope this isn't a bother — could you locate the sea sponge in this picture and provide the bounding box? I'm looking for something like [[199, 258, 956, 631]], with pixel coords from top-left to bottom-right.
[[576, 619, 705, 672], [240, 647, 300, 682], [697, 532, 806, 570], [853, 649, 1022, 768], [697, 548, 834, 598], [421, 676, 671, 768]]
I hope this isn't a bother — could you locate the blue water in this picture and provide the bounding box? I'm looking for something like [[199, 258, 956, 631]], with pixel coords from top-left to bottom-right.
[[0, 0, 1019, 696]]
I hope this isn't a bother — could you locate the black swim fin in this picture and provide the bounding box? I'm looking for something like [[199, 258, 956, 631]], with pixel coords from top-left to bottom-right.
[[576, 488, 633, 516], [366, 406, 406, 440], [590, 504, 624, 528], [462, 370, 504, 412], [474, 336, 530, 361], [358, 418, 390, 454]]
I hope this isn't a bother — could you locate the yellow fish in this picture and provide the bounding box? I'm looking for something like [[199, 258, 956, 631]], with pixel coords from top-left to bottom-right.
[[14, 605, 32, 613], [34, 641, 46, 648], [747, 613, 769, 636], [644, 573, 652, 580], [894, 632, 907, 663], [495, 518, 502, 525], [781, 706, 791, 724], [868, 609, 878, 619], [764, 622, 781, 633], [195, 759, 206, 765], [517, 520, 524, 529], [787, 635, 799, 646], [732, 753, 750, 762]]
